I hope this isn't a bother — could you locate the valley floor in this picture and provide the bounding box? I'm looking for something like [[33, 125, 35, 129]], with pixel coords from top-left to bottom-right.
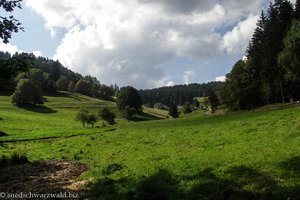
[[0, 94, 299, 199]]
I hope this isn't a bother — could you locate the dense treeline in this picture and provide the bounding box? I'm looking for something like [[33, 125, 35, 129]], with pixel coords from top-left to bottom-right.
[[139, 82, 224, 106], [0, 51, 118, 102], [224, 0, 300, 110]]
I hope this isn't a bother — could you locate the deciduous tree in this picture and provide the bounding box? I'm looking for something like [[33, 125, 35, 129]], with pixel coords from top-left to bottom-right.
[[75, 108, 89, 128], [11, 79, 44, 106], [56, 76, 69, 91], [99, 108, 116, 124], [183, 102, 192, 114], [0, 0, 24, 43], [116, 86, 142, 119], [75, 79, 92, 96]]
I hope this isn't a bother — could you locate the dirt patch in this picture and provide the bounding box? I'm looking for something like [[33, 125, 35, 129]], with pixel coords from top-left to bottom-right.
[[0, 160, 88, 198]]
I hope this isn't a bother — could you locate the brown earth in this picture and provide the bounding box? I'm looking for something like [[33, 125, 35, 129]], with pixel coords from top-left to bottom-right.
[[0, 160, 88, 199]]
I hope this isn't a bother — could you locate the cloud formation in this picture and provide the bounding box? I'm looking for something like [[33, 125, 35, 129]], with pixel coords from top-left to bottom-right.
[[0, 42, 43, 57], [215, 76, 226, 82], [0, 43, 21, 55], [25, 0, 264, 88], [183, 70, 195, 85]]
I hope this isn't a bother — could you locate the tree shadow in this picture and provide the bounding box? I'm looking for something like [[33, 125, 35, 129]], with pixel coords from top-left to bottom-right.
[[0, 131, 8, 137], [131, 112, 164, 122], [86, 164, 300, 200], [279, 156, 300, 177], [20, 104, 57, 114], [53, 92, 97, 102], [86, 169, 183, 200]]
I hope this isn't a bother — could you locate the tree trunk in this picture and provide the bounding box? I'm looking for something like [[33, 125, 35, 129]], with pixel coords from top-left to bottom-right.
[[280, 81, 284, 103]]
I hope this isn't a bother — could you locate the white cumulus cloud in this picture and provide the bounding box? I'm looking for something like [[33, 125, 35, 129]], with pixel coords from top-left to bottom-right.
[[222, 15, 259, 55], [215, 75, 226, 82], [32, 51, 43, 57], [183, 70, 195, 84], [0, 43, 22, 55], [25, 0, 264, 88], [0, 42, 44, 58]]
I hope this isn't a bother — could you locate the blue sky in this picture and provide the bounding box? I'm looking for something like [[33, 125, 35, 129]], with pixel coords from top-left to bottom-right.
[[1, 0, 296, 89]]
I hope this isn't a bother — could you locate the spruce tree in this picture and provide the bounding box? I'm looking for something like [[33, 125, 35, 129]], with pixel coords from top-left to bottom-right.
[[294, 0, 300, 19], [246, 11, 267, 105], [278, 20, 300, 101], [168, 101, 178, 118], [260, 0, 293, 103]]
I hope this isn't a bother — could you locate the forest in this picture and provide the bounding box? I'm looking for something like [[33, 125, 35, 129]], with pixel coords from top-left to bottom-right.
[[224, 0, 300, 110], [139, 82, 224, 107], [0, 52, 118, 101]]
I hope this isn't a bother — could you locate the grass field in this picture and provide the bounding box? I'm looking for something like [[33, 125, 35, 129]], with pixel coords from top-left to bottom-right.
[[0, 93, 300, 199]]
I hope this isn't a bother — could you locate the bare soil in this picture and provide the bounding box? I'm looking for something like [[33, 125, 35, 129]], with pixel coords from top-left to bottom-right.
[[0, 160, 88, 198]]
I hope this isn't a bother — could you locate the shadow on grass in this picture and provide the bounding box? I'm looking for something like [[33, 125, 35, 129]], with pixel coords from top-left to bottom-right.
[[279, 156, 300, 177], [20, 104, 57, 114], [86, 164, 300, 200], [0, 131, 8, 137], [52, 92, 82, 100], [131, 112, 164, 122], [52, 91, 95, 102]]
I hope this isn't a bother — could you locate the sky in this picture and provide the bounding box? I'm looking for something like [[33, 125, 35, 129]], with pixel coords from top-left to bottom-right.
[[0, 0, 297, 89]]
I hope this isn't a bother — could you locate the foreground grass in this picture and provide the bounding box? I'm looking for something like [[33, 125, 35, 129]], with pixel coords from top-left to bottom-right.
[[0, 94, 300, 199]]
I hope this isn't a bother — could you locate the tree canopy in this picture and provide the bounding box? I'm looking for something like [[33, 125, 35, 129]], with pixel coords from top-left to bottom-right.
[[140, 82, 224, 107], [99, 108, 116, 124], [11, 79, 44, 106], [116, 86, 142, 111], [0, 0, 24, 43], [225, 0, 299, 110], [168, 101, 179, 118]]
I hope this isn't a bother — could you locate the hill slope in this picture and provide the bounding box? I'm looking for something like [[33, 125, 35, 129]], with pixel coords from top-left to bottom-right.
[[0, 94, 300, 199]]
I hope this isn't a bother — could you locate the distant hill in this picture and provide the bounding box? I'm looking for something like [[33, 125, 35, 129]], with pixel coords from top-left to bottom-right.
[[0, 51, 117, 100], [139, 81, 224, 106]]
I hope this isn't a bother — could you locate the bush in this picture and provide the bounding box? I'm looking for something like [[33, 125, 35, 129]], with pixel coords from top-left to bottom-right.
[[123, 106, 137, 120], [11, 79, 44, 106], [87, 114, 98, 128], [75, 108, 89, 127], [183, 102, 192, 114], [99, 108, 116, 124], [193, 98, 200, 109], [208, 91, 219, 113]]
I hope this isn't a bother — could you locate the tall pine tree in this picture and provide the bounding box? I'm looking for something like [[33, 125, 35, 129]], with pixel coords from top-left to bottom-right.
[[225, 0, 296, 110], [260, 0, 293, 103], [295, 0, 300, 19]]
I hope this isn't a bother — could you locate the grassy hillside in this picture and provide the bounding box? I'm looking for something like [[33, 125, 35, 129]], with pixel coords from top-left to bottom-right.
[[0, 93, 117, 141], [0, 93, 167, 142], [0, 94, 300, 199]]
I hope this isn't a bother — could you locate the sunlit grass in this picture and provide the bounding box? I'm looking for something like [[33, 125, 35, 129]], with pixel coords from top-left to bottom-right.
[[0, 93, 300, 199]]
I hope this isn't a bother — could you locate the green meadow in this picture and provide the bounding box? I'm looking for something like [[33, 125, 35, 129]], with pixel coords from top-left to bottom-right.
[[0, 93, 300, 199]]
